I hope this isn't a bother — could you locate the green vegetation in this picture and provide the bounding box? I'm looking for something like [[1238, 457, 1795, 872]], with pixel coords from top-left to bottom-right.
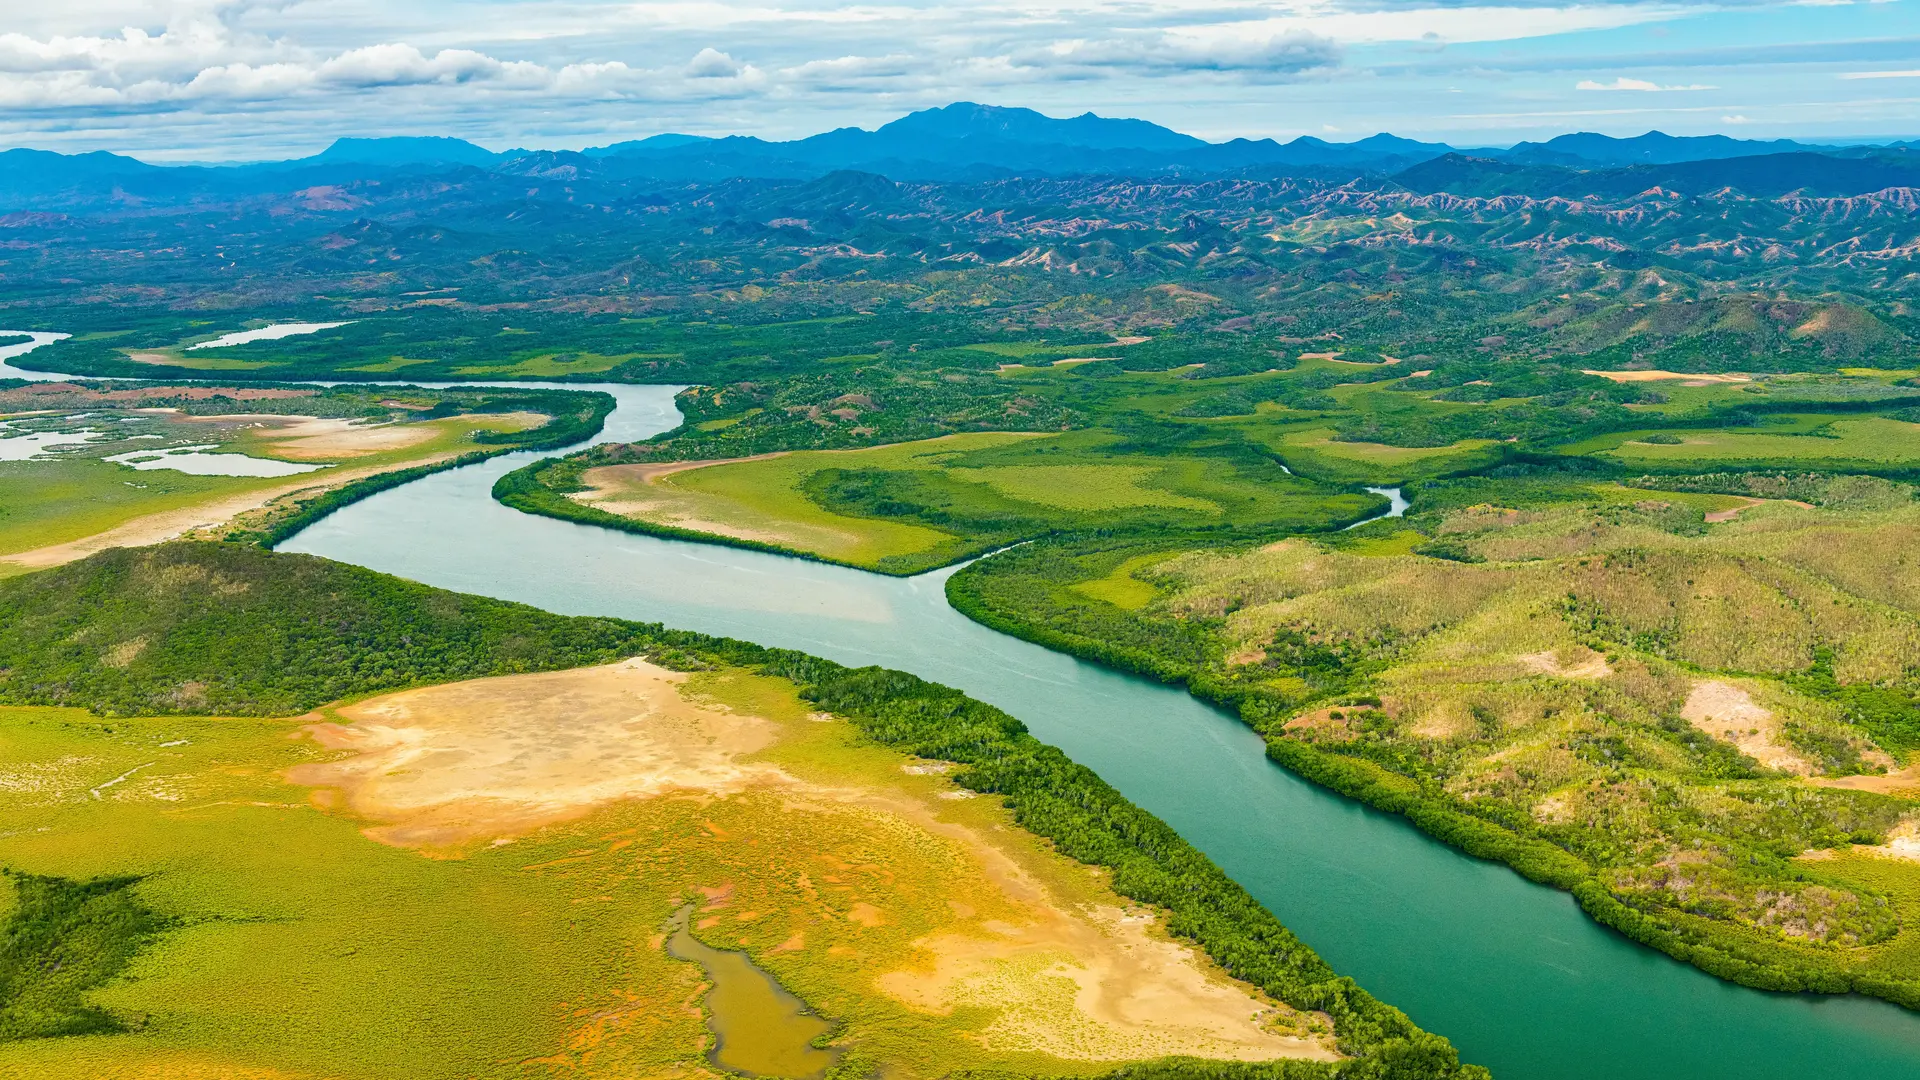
[[0, 544, 657, 715], [0, 872, 167, 1040], [28, 309, 1113, 386], [1577, 415, 1920, 470], [506, 427, 1375, 574], [0, 540, 1479, 1080], [947, 487, 1920, 1009]]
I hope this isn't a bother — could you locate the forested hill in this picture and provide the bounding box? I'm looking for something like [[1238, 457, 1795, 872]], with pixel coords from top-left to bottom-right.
[[0, 543, 660, 716]]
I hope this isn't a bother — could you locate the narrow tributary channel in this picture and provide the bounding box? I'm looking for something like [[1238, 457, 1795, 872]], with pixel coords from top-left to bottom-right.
[[8, 333, 1915, 1079], [665, 904, 839, 1079]]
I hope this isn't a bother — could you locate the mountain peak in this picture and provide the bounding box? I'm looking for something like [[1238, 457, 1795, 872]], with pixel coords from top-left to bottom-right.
[[875, 102, 1205, 153], [311, 136, 499, 167]]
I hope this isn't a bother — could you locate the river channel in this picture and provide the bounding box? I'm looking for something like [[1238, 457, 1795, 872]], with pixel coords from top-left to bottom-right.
[[8, 334, 1916, 1078], [274, 381, 1920, 1079]]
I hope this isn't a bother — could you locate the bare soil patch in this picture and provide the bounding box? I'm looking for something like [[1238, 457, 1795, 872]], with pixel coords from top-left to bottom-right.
[[1812, 764, 1920, 798], [1583, 370, 1752, 384], [580, 453, 790, 491], [1681, 680, 1813, 775], [1518, 647, 1612, 680], [290, 658, 788, 851]]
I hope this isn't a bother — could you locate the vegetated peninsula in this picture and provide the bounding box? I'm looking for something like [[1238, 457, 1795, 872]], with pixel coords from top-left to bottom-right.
[[0, 542, 1479, 1080]]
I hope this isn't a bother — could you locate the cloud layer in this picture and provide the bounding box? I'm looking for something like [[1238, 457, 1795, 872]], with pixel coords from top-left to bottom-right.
[[1, 0, 1915, 156]]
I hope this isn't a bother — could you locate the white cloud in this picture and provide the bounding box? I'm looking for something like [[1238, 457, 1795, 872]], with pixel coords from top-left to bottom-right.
[[686, 47, 747, 78], [1838, 69, 1920, 80], [1576, 77, 1716, 91], [317, 45, 537, 88], [1175, 4, 1692, 49], [1721, 113, 1751, 122], [1021, 31, 1341, 75]]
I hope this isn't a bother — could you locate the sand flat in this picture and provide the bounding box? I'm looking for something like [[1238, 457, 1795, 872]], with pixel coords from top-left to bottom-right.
[[287, 660, 1339, 1064], [1584, 369, 1752, 384]]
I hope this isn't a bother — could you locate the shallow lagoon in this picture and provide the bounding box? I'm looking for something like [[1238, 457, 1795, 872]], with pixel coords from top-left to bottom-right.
[[186, 322, 352, 350], [103, 443, 329, 477]]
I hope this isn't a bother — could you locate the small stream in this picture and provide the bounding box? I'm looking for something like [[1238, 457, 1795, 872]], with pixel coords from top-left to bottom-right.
[[665, 905, 839, 1079]]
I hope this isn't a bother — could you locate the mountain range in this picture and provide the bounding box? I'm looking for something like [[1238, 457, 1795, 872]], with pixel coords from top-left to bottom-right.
[[2, 102, 1916, 211]]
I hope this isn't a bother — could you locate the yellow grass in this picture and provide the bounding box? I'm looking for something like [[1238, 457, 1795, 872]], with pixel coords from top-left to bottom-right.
[[0, 663, 1338, 1079], [575, 434, 1042, 567], [1069, 553, 1173, 610]]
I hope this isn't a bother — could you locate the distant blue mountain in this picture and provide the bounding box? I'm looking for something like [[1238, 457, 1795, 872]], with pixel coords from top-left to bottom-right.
[[582, 133, 713, 158], [0, 105, 1914, 210], [583, 103, 1448, 181], [874, 102, 1207, 152], [1498, 130, 1813, 167], [307, 136, 510, 168]]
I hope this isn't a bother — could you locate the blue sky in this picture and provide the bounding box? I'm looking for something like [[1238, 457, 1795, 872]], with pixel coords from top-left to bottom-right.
[[3, 0, 1916, 159]]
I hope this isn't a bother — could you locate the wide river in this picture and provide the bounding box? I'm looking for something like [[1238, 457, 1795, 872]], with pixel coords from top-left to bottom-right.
[[188, 379, 1920, 1078]]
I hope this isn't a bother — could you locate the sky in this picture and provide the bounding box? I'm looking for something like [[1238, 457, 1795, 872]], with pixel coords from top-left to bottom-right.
[[2, 0, 1917, 160]]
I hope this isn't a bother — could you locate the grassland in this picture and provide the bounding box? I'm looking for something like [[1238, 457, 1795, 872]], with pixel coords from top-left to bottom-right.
[[0, 663, 1342, 1079], [0, 462, 282, 564], [0, 542, 1480, 1080], [1258, 428, 1503, 485], [1566, 416, 1920, 471], [949, 486, 1920, 1006], [528, 428, 1374, 575], [572, 434, 1039, 570]]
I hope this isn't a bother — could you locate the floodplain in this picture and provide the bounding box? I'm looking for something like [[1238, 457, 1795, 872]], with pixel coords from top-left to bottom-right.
[[0, 658, 1338, 1080]]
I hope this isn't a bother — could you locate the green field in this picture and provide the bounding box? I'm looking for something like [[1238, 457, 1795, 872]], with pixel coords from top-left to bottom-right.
[[0, 461, 278, 561], [576, 433, 1036, 570], [1565, 416, 1920, 469], [1261, 427, 1503, 484], [559, 429, 1375, 574], [453, 351, 661, 377]]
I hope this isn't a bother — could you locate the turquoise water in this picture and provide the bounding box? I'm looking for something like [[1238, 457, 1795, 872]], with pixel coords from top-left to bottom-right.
[[282, 383, 1920, 1079]]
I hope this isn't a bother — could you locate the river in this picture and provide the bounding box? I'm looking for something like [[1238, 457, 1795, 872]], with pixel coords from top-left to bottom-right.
[[265, 381, 1920, 1079]]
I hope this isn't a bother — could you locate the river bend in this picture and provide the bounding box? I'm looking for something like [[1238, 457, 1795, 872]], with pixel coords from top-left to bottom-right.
[[68, 373, 1919, 1080]]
